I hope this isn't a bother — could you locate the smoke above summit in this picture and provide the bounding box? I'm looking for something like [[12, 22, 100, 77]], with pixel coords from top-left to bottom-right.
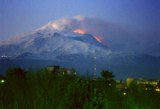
[[0, 15, 159, 56], [0, 15, 160, 79], [38, 16, 160, 56]]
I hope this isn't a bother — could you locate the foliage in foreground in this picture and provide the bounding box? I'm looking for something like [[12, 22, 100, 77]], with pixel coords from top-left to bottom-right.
[[0, 68, 160, 109]]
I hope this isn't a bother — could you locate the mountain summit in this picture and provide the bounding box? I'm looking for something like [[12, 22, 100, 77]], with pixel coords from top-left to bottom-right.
[[0, 18, 160, 79], [0, 23, 109, 59]]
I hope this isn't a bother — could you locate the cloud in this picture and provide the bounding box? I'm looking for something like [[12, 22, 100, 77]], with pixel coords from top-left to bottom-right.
[[42, 16, 160, 56]]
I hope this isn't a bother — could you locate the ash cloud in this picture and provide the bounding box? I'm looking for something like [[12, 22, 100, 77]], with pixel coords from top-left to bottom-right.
[[43, 16, 160, 56]]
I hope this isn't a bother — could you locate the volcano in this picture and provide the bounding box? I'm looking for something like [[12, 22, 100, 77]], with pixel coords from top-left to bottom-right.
[[0, 19, 160, 79]]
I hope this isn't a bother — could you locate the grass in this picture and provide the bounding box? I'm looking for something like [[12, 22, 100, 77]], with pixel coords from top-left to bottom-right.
[[0, 68, 160, 109]]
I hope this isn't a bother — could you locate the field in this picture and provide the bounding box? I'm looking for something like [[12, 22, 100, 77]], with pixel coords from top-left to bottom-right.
[[0, 68, 160, 109]]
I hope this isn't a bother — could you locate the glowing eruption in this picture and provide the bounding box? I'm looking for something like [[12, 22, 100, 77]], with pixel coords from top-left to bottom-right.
[[93, 35, 103, 43], [73, 29, 87, 34], [73, 28, 103, 44]]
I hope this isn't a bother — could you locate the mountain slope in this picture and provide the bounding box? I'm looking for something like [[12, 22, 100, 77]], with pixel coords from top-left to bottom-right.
[[0, 20, 160, 79], [0, 31, 109, 58]]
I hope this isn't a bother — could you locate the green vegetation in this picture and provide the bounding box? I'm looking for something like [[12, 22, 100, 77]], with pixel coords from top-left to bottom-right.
[[0, 68, 160, 109]]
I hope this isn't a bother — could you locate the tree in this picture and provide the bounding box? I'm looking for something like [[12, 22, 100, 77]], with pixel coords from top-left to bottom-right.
[[6, 67, 26, 80], [5, 68, 27, 89], [100, 70, 115, 86]]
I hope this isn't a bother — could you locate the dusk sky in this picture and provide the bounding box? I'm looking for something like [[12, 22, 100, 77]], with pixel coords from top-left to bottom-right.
[[0, 0, 160, 55]]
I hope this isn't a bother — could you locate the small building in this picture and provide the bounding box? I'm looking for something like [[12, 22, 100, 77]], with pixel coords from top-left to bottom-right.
[[66, 68, 76, 75], [126, 77, 135, 87], [155, 82, 160, 92], [116, 82, 127, 91], [47, 65, 77, 75], [47, 65, 60, 73]]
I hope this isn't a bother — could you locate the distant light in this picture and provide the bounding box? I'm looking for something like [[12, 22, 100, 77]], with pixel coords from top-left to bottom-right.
[[0, 80, 5, 83], [123, 92, 127, 95], [145, 88, 148, 90], [109, 83, 112, 86], [155, 88, 160, 92]]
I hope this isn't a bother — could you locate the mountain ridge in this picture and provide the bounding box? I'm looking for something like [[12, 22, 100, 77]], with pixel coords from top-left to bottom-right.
[[0, 21, 160, 79]]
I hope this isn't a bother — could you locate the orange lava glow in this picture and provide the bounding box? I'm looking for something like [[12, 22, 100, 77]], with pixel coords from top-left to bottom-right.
[[93, 35, 103, 43], [73, 29, 87, 34], [73, 29, 103, 44]]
